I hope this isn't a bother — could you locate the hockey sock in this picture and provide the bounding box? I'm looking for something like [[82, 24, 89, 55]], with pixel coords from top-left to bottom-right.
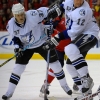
[[73, 76, 82, 91], [64, 44, 89, 78], [47, 68, 55, 84], [50, 60, 69, 87], [66, 64, 79, 78], [6, 73, 20, 94], [66, 64, 82, 91], [54, 70, 67, 87], [72, 57, 89, 77]]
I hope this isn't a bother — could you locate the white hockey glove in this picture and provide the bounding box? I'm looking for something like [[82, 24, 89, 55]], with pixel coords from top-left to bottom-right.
[[47, 4, 62, 20]]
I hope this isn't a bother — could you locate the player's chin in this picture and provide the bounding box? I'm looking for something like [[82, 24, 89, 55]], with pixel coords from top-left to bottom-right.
[[19, 18, 25, 23]]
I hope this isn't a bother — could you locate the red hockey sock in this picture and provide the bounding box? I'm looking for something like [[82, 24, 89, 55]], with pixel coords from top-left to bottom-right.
[[47, 68, 55, 84]]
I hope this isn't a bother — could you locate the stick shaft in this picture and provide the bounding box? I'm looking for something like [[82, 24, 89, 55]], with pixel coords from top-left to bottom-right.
[[0, 55, 16, 67], [0, 33, 46, 68], [81, 90, 100, 100], [44, 50, 50, 100]]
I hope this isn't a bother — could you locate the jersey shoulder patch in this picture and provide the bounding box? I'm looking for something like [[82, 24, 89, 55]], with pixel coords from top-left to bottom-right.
[[79, 9, 85, 16], [30, 10, 37, 16], [37, 10, 44, 17]]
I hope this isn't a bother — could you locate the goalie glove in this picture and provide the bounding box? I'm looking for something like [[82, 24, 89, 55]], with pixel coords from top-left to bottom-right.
[[43, 34, 60, 50], [47, 4, 62, 20]]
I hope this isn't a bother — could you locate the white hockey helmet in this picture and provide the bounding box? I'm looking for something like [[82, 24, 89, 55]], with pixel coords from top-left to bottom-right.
[[12, 3, 25, 15]]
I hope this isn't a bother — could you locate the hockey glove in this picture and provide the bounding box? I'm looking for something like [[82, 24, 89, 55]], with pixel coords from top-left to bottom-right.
[[43, 35, 60, 50], [47, 4, 61, 20], [14, 48, 23, 58]]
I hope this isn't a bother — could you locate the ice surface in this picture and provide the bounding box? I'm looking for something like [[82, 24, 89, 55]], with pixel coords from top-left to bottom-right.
[[0, 59, 100, 100]]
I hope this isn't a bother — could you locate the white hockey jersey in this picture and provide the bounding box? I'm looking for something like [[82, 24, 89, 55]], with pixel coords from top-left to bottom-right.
[[6, 7, 48, 49], [62, 0, 99, 40]]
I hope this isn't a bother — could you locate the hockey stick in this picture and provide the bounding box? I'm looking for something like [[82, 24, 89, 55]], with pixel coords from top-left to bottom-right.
[[44, 19, 53, 100], [77, 90, 100, 100], [0, 33, 46, 68], [43, 0, 64, 98], [44, 50, 50, 100]]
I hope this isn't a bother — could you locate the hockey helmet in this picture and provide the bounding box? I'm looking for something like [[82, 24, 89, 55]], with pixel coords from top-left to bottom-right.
[[12, 3, 25, 15]]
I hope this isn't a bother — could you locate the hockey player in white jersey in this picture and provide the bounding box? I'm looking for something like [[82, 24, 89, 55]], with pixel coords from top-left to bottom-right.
[[43, 0, 100, 100], [2, 3, 72, 100]]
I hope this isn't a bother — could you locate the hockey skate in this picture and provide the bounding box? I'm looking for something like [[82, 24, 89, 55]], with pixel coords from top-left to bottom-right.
[[39, 82, 50, 97], [81, 76, 94, 94], [74, 76, 94, 100], [2, 92, 12, 100], [73, 83, 81, 94], [61, 84, 72, 95]]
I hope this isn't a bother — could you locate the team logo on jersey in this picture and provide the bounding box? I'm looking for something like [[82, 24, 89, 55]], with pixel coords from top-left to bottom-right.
[[20, 30, 35, 44], [30, 11, 37, 16], [66, 6, 71, 11], [37, 10, 44, 17], [79, 9, 85, 16], [14, 30, 19, 35]]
